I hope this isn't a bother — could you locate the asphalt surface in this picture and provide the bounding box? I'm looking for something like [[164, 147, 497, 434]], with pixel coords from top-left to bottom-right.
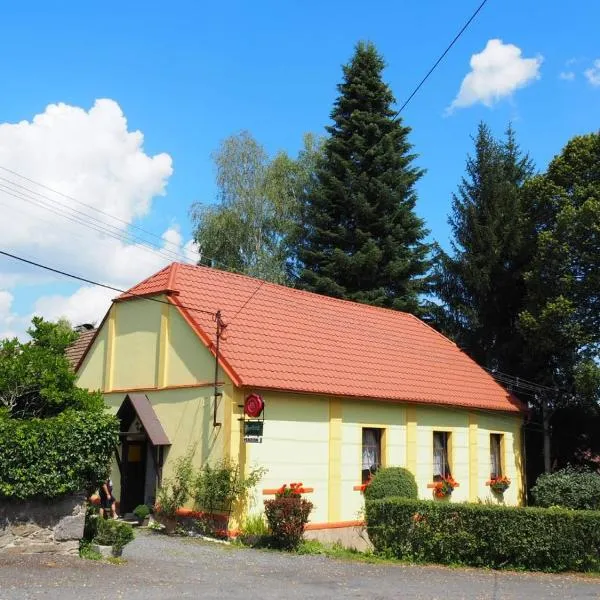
[[1, 531, 599, 599]]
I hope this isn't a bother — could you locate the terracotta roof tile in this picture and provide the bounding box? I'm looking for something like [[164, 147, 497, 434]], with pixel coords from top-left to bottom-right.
[[120, 263, 524, 413], [65, 329, 97, 369]]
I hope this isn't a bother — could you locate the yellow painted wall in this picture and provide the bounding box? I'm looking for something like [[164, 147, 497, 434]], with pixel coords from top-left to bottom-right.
[[103, 386, 231, 502], [477, 412, 523, 505], [112, 300, 161, 390], [246, 392, 330, 523], [340, 400, 407, 521], [77, 295, 233, 509], [243, 396, 524, 525], [167, 305, 216, 386], [75, 325, 107, 391]]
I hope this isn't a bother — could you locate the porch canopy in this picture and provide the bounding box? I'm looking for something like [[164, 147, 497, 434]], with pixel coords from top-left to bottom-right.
[[116, 393, 170, 446]]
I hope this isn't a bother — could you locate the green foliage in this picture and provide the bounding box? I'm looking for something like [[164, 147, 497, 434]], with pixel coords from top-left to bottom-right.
[[297, 41, 431, 313], [93, 518, 134, 551], [433, 123, 534, 373], [155, 450, 195, 518], [79, 540, 102, 560], [191, 131, 322, 283], [519, 133, 600, 401], [366, 497, 600, 572], [0, 317, 104, 419], [531, 466, 600, 510], [241, 514, 269, 537], [364, 467, 418, 501], [133, 504, 151, 521], [264, 494, 313, 550], [0, 410, 118, 499], [192, 459, 266, 515], [83, 504, 100, 541]]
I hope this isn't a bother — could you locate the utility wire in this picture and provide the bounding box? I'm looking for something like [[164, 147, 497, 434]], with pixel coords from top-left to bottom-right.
[[0, 164, 195, 257], [394, 0, 490, 115], [0, 249, 216, 318], [0, 180, 195, 266]]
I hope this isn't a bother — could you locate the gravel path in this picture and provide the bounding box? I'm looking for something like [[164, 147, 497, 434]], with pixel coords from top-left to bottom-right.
[[1, 531, 599, 599]]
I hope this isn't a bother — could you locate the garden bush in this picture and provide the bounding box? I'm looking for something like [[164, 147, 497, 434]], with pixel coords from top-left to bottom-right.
[[264, 484, 313, 550], [192, 459, 265, 515], [155, 451, 195, 518], [366, 497, 600, 572], [133, 504, 151, 522], [363, 467, 418, 501], [0, 410, 119, 499], [94, 518, 134, 552], [531, 466, 600, 510]]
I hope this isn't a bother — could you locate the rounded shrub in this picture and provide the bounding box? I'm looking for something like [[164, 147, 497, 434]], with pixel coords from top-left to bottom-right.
[[364, 467, 418, 501], [531, 466, 600, 510]]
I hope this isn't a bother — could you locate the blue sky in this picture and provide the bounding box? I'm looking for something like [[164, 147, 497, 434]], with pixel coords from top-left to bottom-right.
[[0, 0, 598, 335]]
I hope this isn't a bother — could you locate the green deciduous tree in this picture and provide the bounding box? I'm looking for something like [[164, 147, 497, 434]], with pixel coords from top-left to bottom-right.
[[0, 316, 103, 419], [433, 123, 534, 373], [190, 131, 322, 284], [297, 41, 431, 313], [518, 133, 600, 471]]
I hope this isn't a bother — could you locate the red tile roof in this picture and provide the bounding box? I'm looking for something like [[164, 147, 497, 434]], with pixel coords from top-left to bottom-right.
[[117, 263, 523, 413], [65, 328, 97, 369]]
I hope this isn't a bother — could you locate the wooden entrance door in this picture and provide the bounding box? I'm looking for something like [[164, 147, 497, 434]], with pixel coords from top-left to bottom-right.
[[121, 440, 147, 514]]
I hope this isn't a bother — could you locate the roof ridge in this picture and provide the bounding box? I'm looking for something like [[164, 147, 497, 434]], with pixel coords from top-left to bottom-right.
[[166, 262, 179, 291], [120, 263, 172, 297], [404, 312, 457, 347], [175, 262, 417, 321]]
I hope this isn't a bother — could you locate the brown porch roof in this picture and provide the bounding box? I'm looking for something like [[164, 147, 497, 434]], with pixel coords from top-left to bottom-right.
[[117, 393, 170, 446]]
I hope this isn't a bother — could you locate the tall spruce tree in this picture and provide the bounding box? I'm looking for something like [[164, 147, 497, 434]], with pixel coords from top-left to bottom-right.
[[297, 41, 431, 313], [433, 123, 534, 373]]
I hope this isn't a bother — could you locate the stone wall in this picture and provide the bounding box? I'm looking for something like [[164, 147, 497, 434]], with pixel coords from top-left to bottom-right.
[[0, 494, 85, 555]]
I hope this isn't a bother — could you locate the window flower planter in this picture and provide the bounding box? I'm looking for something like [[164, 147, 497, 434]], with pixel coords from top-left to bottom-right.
[[487, 476, 511, 494], [427, 476, 459, 499]]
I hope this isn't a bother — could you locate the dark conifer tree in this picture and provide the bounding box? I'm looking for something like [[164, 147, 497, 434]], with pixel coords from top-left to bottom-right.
[[433, 123, 534, 373], [297, 41, 431, 313]]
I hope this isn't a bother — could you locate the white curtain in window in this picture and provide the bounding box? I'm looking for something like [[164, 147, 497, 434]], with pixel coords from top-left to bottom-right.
[[362, 429, 380, 471], [490, 435, 501, 478], [433, 432, 444, 477]]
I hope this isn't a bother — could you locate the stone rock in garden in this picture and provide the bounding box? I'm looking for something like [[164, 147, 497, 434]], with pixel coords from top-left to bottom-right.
[[0, 531, 14, 549], [6, 543, 59, 553], [54, 515, 84, 541], [10, 523, 39, 537]]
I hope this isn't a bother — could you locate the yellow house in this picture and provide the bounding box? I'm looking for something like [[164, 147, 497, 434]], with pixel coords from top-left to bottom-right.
[[75, 262, 525, 537]]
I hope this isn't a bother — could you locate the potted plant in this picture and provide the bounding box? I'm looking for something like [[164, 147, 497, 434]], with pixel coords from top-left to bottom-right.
[[432, 476, 458, 499], [92, 518, 134, 557], [489, 475, 511, 494], [133, 504, 151, 525]]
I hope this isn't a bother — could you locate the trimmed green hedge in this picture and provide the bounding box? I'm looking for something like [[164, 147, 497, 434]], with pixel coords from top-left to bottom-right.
[[0, 410, 119, 499], [532, 466, 600, 510], [364, 467, 418, 501], [366, 498, 600, 572]]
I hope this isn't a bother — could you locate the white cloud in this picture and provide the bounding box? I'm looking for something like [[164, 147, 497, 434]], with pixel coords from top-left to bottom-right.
[[33, 286, 115, 328], [584, 59, 600, 86], [448, 39, 543, 112], [559, 71, 575, 81], [0, 99, 198, 338]]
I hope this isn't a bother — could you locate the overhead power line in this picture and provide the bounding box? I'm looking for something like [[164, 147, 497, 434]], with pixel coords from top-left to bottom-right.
[[394, 0, 490, 115], [0, 249, 216, 318], [0, 178, 196, 266], [0, 164, 194, 257]]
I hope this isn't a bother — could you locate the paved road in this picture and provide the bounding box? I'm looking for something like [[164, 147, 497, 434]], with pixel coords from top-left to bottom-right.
[[1, 531, 599, 599]]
